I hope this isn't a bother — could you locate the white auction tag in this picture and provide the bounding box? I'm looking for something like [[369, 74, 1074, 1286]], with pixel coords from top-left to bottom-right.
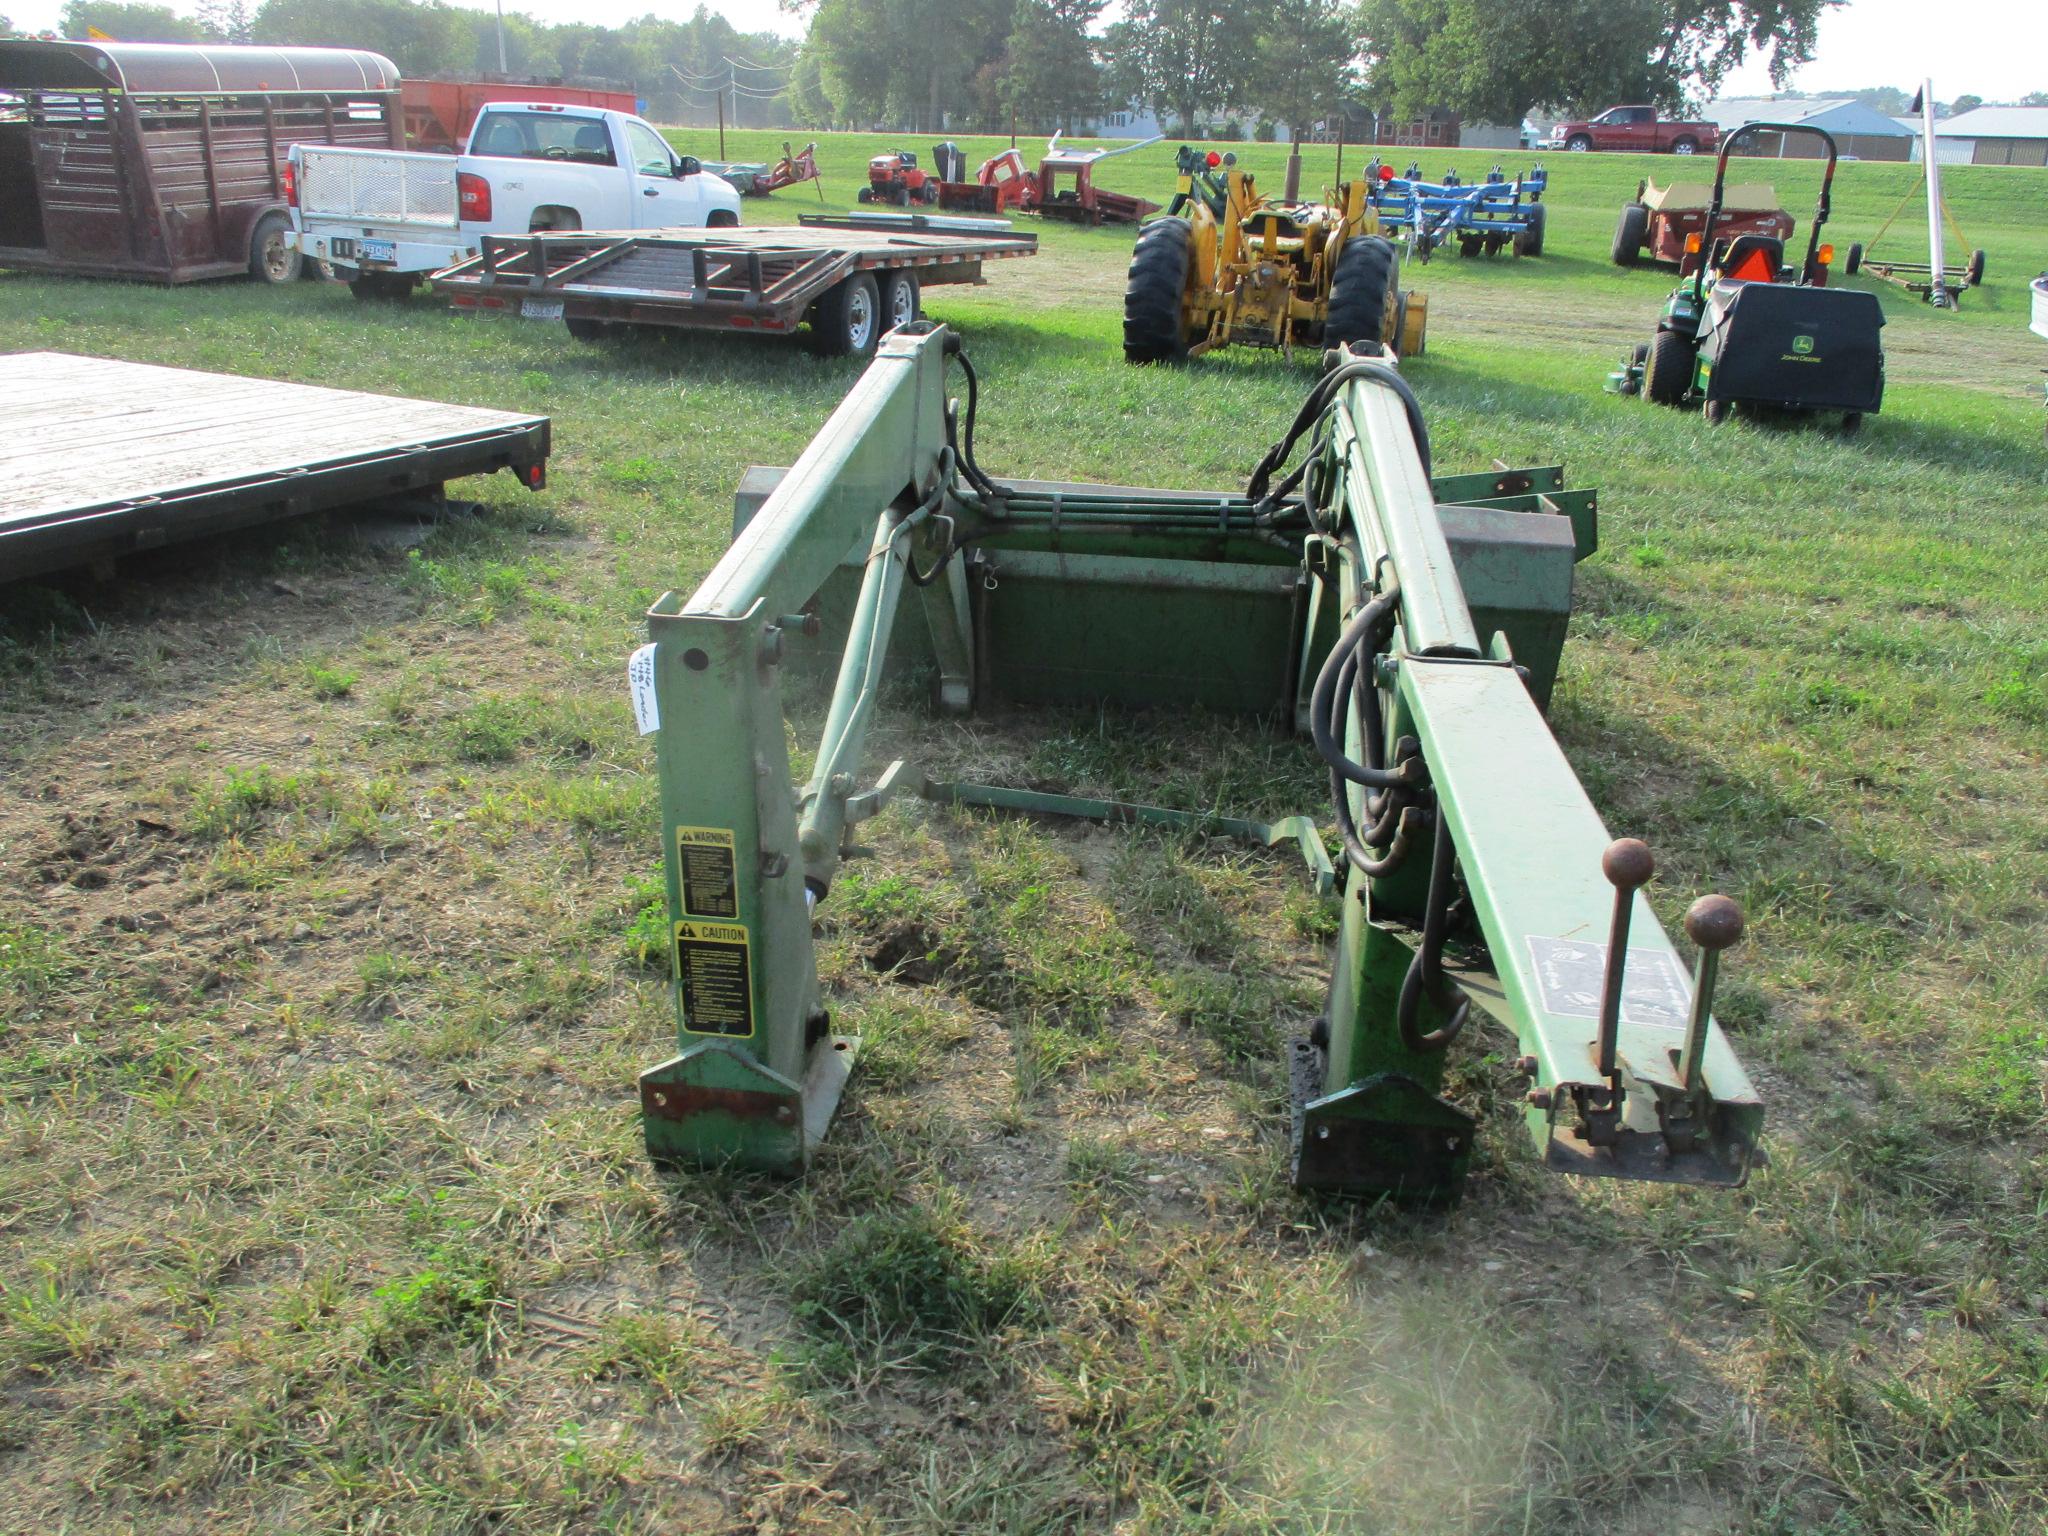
[[628, 644, 660, 735]]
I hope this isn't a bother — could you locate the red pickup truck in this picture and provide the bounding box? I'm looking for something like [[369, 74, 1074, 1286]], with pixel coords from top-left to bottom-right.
[[1548, 107, 1720, 156]]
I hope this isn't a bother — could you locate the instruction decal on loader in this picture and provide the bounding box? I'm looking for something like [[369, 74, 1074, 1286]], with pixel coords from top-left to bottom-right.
[[676, 826, 739, 919], [675, 919, 754, 1037], [1525, 936, 1690, 1030]]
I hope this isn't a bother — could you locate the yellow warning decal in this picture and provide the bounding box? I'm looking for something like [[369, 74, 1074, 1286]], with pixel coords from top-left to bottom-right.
[[675, 825, 739, 919], [675, 919, 753, 1037]]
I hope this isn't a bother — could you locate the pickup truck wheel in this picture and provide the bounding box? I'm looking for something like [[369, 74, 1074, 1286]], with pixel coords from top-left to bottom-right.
[[879, 272, 921, 333], [1671, 137, 1698, 155], [706, 209, 739, 228], [250, 211, 301, 285], [1566, 134, 1592, 152], [813, 272, 880, 357], [1612, 202, 1649, 265], [348, 272, 413, 301]]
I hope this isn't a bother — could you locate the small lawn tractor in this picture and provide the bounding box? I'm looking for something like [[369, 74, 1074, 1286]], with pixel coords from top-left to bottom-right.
[[632, 324, 1764, 1202], [1124, 147, 1426, 364], [1364, 163, 1548, 262], [857, 150, 939, 207], [1608, 122, 1883, 431], [1613, 176, 1791, 275]]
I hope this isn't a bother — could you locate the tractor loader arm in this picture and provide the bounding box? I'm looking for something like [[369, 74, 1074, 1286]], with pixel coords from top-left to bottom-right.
[[636, 327, 1761, 1198]]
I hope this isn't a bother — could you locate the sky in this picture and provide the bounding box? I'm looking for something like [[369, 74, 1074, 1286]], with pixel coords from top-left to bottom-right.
[[7, 0, 2046, 104]]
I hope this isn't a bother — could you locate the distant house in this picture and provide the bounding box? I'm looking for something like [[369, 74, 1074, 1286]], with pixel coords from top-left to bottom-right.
[[1933, 106, 2048, 166], [1309, 105, 1459, 148], [1702, 97, 1915, 161], [1077, 101, 1165, 141], [1892, 116, 1975, 165]]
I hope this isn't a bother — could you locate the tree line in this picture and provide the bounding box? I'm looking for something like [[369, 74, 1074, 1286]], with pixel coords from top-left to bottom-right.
[[26, 1, 800, 129], [8, 0, 2023, 141]]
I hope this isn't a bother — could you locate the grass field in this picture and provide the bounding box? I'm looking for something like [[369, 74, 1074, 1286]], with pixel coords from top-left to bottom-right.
[[1, 131, 2045, 1535]]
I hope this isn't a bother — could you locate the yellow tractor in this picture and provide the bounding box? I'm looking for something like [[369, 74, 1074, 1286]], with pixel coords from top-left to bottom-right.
[[1124, 148, 1428, 364]]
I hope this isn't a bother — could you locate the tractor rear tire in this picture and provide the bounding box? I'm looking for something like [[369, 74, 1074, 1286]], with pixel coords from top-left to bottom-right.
[[1123, 216, 1193, 364], [1326, 234, 1400, 355], [1844, 242, 1863, 275], [1514, 201, 1546, 257], [1613, 202, 1649, 266], [1644, 330, 1694, 407], [1966, 249, 1985, 286]]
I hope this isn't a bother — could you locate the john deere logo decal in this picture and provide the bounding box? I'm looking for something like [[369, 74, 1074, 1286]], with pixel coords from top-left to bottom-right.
[[1783, 332, 1821, 363]]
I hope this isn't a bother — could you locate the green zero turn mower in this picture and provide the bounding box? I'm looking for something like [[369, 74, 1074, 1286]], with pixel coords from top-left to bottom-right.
[[1609, 122, 1884, 431]]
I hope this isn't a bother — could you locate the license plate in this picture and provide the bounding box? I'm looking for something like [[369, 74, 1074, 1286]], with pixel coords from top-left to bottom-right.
[[360, 238, 397, 265], [520, 298, 565, 322]]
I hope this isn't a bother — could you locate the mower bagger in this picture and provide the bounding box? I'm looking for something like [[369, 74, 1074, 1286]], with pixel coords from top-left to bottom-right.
[[632, 324, 1764, 1203], [1123, 147, 1427, 364], [1609, 121, 1883, 430]]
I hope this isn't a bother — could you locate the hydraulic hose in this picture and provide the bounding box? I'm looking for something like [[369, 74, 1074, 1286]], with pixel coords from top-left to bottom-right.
[[1397, 809, 1472, 1052], [1246, 354, 1432, 509], [1308, 584, 1407, 791]]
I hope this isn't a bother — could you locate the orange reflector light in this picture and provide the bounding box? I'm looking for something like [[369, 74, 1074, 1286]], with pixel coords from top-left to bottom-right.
[[1684, 233, 1702, 254], [1818, 243, 1834, 265]]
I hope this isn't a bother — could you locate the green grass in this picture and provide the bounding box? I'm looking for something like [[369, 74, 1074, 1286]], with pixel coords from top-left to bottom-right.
[[0, 137, 2044, 1534]]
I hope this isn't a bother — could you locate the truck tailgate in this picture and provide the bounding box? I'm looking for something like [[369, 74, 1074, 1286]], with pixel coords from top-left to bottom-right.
[[298, 146, 459, 230]]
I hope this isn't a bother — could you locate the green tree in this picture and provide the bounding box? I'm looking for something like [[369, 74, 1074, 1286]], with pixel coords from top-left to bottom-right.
[[1948, 93, 1981, 116], [1102, 0, 1263, 136], [250, 0, 468, 75], [1001, 0, 1103, 134], [58, 1, 205, 41], [1250, 0, 1360, 141], [1362, 0, 1838, 126]]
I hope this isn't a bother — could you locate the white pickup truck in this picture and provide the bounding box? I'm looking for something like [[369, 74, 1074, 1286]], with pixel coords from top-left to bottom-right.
[[286, 102, 743, 297]]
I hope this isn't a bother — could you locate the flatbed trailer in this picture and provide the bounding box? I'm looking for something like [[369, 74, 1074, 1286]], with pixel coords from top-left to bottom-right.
[[430, 213, 1037, 354], [1, 352, 549, 584]]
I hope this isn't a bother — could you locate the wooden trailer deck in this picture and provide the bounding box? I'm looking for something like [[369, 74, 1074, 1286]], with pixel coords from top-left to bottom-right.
[[0, 352, 550, 584], [431, 214, 1037, 351]]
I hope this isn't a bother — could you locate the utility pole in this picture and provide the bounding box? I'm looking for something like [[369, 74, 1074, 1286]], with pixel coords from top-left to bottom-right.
[[494, 0, 507, 74], [716, 87, 725, 158]]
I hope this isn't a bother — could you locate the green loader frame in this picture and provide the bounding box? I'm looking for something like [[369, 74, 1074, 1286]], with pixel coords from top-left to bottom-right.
[[636, 326, 1762, 1201]]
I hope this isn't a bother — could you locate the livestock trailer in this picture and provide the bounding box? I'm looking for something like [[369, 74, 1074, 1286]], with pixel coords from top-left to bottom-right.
[[0, 41, 399, 284]]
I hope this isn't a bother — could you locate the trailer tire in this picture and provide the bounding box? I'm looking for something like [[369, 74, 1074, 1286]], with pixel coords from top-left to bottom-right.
[[1844, 241, 1863, 275], [1613, 202, 1649, 266], [250, 212, 301, 285], [1965, 249, 1985, 286], [565, 317, 612, 343], [1644, 330, 1695, 407], [1514, 201, 1546, 257], [1123, 215, 1193, 363], [1326, 234, 1400, 354], [813, 272, 881, 358], [879, 271, 921, 334]]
